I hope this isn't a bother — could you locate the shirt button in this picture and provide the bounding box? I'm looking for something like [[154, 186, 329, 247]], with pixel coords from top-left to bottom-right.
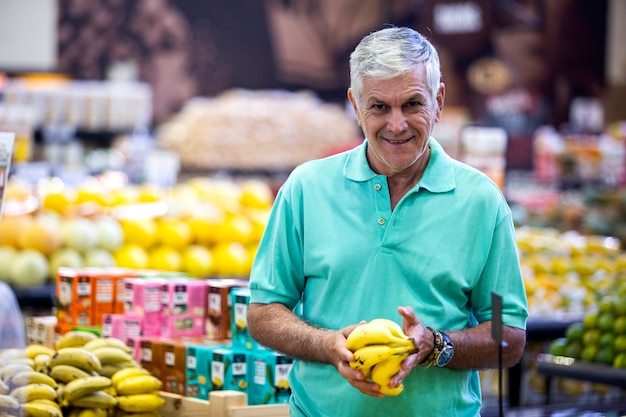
[[374, 184, 382, 191], [378, 218, 385, 225]]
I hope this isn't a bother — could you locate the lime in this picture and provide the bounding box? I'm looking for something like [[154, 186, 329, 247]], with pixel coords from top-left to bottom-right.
[[614, 334, 626, 352], [615, 295, 626, 315], [582, 328, 601, 346], [598, 312, 616, 332], [614, 352, 626, 368], [598, 296, 616, 314], [595, 346, 615, 365], [564, 340, 583, 359], [565, 322, 584, 342], [548, 337, 568, 357], [598, 332, 615, 348], [582, 311, 599, 329], [580, 344, 598, 362], [613, 315, 626, 335]]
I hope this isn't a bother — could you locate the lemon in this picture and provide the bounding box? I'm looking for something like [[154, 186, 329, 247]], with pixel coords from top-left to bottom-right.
[[215, 214, 254, 245], [120, 219, 158, 249], [41, 190, 75, 215], [213, 242, 250, 277], [114, 244, 149, 269], [182, 245, 214, 278], [157, 218, 192, 249], [239, 179, 274, 209], [148, 246, 183, 272]]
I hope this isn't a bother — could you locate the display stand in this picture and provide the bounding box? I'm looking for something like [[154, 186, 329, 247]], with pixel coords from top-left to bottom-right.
[[160, 391, 288, 417]]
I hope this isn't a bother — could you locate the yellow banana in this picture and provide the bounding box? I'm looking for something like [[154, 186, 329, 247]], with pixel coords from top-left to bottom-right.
[[55, 383, 65, 406], [49, 364, 94, 384], [349, 344, 412, 374], [117, 393, 165, 412], [33, 354, 51, 373], [0, 393, 20, 413], [63, 375, 112, 403], [25, 345, 56, 360], [83, 337, 132, 354], [68, 390, 117, 409], [49, 348, 102, 373], [99, 363, 128, 379], [0, 380, 8, 395], [115, 374, 162, 396], [20, 401, 62, 417], [111, 367, 150, 387], [7, 370, 57, 389], [0, 363, 34, 382], [346, 322, 414, 352], [29, 399, 62, 413], [369, 318, 407, 339], [90, 347, 134, 366], [74, 408, 108, 417], [9, 383, 57, 403], [113, 411, 161, 417], [55, 331, 98, 350], [370, 352, 409, 396]]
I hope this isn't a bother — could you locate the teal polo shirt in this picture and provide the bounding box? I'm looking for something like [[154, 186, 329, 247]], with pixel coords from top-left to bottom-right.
[[249, 138, 528, 417]]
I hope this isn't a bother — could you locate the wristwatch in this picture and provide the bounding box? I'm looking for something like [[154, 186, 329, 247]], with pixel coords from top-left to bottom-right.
[[422, 328, 454, 368]]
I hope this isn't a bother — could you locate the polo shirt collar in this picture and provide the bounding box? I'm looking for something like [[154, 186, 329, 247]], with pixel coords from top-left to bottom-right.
[[344, 137, 456, 193]]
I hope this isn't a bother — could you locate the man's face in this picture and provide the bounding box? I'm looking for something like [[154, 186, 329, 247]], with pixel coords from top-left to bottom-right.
[[349, 65, 444, 176]]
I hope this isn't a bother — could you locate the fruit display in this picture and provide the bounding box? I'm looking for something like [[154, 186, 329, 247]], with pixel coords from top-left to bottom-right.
[[516, 226, 625, 317], [0, 173, 276, 286], [547, 290, 626, 369], [346, 319, 417, 396], [0, 331, 164, 417]]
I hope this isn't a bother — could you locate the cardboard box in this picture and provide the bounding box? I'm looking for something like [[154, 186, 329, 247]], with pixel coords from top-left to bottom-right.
[[124, 278, 166, 336], [252, 350, 293, 405], [101, 313, 125, 339], [160, 337, 208, 396], [25, 316, 57, 348], [210, 346, 252, 401], [205, 279, 248, 340], [186, 342, 230, 400], [56, 268, 92, 326], [230, 287, 261, 351], [161, 279, 207, 338]]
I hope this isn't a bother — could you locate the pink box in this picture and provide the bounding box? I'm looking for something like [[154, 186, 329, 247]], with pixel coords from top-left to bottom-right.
[[126, 336, 144, 361], [101, 313, 125, 339], [161, 279, 207, 338], [124, 278, 165, 337]]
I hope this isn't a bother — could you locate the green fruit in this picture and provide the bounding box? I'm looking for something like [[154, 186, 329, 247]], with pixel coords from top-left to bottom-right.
[[580, 344, 598, 362], [614, 352, 626, 368], [598, 296, 616, 314], [613, 315, 626, 335], [614, 334, 626, 352], [582, 312, 599, 329], [548, 338, 568, 357], [582, 328, 601, 346], [598, 313, 616, 332], [565, 323, 584, 342], [598, 333, 615, 348], [595, 346, 615, 366], [565, 341, 583, 359]]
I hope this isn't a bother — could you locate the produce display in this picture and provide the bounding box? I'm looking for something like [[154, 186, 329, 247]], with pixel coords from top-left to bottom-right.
[[0, 331, 164, 417], [156, 89, 360, 171], [0, 174, 276, 286], [346, 319, 417, 396]]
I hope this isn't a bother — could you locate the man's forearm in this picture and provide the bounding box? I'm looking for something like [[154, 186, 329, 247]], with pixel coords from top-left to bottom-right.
[[247, 302, 335, 364]]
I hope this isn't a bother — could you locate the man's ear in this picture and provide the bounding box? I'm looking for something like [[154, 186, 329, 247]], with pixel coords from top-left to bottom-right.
[[435, 82, 445, 121], [347, 88, 361, 127]]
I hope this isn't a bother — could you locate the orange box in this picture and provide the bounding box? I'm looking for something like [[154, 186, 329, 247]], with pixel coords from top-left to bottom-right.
[[87, 267, 136, 325], [56, 268, 92, 326]]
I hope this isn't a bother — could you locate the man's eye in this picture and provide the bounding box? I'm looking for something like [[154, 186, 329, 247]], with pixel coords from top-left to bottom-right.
[[371, 104, 386, 110], [406, 101, 420, 108]]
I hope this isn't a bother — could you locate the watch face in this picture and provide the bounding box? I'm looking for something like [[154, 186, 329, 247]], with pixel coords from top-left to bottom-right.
[[437, 345, 454, 367]]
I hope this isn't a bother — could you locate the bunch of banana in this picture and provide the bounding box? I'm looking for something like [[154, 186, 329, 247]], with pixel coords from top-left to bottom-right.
[[55, 332, 99, 351], [59, 375, 116, 410], [49, 348, 102, 375], [346, 318, 416, 396], [111, 368, 165, 414]]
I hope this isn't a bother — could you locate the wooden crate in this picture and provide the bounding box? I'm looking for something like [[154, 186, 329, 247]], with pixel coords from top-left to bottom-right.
[[160, 391, 289, 417]]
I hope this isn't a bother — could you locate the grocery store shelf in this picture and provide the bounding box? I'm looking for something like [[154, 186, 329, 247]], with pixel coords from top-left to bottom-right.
[[536, 354, 626, 388], [160, 391, 288, 417]]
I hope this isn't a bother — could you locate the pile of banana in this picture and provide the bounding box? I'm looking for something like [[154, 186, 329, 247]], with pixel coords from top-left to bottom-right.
[[346, 319, 417, 396], [0, 331, 165, 417]]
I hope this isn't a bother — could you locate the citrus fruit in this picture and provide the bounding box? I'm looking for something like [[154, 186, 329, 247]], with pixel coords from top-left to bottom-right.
[[595, 346, 615, 366], [239, 179, 274, 209], [41, 189, 75, 214], [212, 242, 250, 277], [613, 315, 626, 335], [565, 322, 584, 342], [598, 312, 616, 332], [564, 340, 583, 359], [598, 333, 615, 348], [615, 296, 626, 316], [18, 218, 62, 256], [120, 219, 158, 249], [614, 352, 626, 368], [580, 344, 598, 362], [598, 296, 615, 314], [148, 246, 183, 272], [157, 218, 192, 249], [548, 338, 568, 357], [114, 244, 149, 270], [582, 328, 601, 346], [582, 311, 599, 329], [0, 215, 33, 248], [182, 245, 214, 278], [614, 334, 626, 352]]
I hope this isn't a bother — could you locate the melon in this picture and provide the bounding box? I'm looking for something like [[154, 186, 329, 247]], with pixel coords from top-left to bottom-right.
[[10, 249, 49, 287]]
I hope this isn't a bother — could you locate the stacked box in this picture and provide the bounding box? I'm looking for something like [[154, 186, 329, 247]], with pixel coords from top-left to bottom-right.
[[205, 278, 249, 340], [139, 338, 165, 382], [186, 342, 229, 400], [101, 313, 125, 339], [56, 268, 92, 326], [210, 346, 252, 401], [161, 279, 207, 338], [160, 337, 208, 396], [25, 316, 57, 348], [124, 278, 166, 336], [231, 287, 263, 351], [252, 350, 293, 405]]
